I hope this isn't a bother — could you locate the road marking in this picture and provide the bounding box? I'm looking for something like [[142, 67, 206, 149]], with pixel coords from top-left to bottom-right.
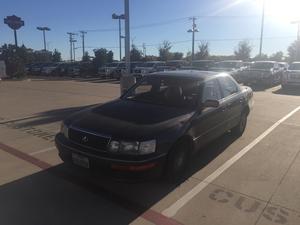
[[29, 146, 56, 155], [162, 106, 300, 218]]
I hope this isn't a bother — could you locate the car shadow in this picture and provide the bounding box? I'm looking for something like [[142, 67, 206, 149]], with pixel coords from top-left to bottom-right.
[[0, 132, 239, 225], [3, 104, 98, 127], [273, 87, 300, 96]]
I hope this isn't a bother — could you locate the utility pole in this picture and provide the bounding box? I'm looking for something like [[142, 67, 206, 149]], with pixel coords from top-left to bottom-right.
[[259, 0, 265, 57], [37, 27, 50, 51], [72, 39, 77, 61], [112, 13, 125, 61], [142, 43, 146, 58], [67, 32, 76, 62], [80, 31, 87, 59], [187, 17, 198, 65]]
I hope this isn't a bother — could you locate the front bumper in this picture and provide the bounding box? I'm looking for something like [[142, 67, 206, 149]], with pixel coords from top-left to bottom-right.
[[55, 133, 166, 180]]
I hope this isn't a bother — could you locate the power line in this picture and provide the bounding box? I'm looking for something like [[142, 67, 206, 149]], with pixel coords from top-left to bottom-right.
[[77, 14, 265, 33], [85, 36, 296, 50]]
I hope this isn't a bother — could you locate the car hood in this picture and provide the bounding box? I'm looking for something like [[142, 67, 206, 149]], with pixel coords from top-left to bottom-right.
[[69, 99, 195, 140]]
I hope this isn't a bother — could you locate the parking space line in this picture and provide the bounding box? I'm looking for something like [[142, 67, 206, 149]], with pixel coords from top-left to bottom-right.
[[29, 146, 56, 155], [162, 106, 300, 218]]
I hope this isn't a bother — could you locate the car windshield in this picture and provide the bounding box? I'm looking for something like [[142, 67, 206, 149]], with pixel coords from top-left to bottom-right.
[[289, 63, 300, 70], [217, 61, 239, 68], [122, 76, 202, 109], [251, 62, 274, 69]]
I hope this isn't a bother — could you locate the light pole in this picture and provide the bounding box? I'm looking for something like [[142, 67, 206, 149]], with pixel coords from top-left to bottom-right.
[[112, 13, 125, 61], [291, 20, 300, 60], [259, 0, 266, 57], [187, 17, 198, 65], [37, 27, 50, 51], [80, 31, 87, 59]]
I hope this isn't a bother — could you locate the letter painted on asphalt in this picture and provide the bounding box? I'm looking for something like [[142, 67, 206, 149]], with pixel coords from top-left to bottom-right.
[[263, 206, 288, 224], [209, 189, 233, 203], [234, 196, 261, 213]]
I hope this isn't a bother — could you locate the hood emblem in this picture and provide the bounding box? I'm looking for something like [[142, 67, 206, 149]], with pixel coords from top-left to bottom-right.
[[81, 136, 88, 143]]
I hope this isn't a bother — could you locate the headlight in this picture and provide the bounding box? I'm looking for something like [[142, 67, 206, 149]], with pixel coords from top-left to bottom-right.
[[108, 140, 156, 155], [60, 122, 69, 138], [139, 140, 156, 154]]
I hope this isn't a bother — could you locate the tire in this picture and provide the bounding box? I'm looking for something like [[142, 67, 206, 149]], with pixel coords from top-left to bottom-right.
[[165, 141, 190, 183], [232, 112, 247, 137]]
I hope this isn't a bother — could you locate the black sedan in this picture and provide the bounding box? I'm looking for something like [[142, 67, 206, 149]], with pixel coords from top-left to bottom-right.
[[55, 70, 253, 182]]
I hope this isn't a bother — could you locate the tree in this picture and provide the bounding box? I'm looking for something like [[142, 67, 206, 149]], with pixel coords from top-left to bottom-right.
[[52, 49, 62, 62], [195, 42, 209, 60], [82, 51, 90, 62], [170, 52, 183, 60], [253, 53, 268, 61], [0, 44, 34, 77], [269, 51, 284, 61], [159, 40, 172, 61], [130, 45, 143, 61], [234, 41, 252, 60], [93, 48, 114, 68], [287, 40, 300, 62]]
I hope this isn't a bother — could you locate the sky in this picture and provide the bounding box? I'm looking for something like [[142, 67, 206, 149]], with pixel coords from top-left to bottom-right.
[[1, 0, 299, 60]]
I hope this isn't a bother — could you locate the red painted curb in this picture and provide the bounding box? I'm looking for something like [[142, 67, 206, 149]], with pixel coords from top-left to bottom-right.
[[0, 141, 183, 225]]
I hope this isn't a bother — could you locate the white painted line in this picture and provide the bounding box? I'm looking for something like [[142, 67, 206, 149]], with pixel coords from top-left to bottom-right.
[[29, 146, 56, 156], [162, 106, 300, 218]]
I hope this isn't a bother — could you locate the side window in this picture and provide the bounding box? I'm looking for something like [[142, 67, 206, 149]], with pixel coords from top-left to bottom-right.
[[218, 76, 239, 98], [202, 79, 222, 102]]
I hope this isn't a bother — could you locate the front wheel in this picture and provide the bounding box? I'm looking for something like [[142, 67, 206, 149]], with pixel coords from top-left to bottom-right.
[[165, 141, 190, 183], [232, 112, 247, 137]]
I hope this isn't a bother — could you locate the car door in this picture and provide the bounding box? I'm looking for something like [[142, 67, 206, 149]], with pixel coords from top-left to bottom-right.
[[192, 78, 228, 149], [217, 75, 243, 130]]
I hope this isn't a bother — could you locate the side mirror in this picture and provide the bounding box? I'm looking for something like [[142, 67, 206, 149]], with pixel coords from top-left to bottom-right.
[[202, 99, 220, 108]]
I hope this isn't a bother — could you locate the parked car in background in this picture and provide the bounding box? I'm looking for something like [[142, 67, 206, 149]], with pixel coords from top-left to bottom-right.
[[30, 63, 46, 75], [55, 70, 253, 182], [98, 62, 124, 79], [121, 61, 144, 76], [281, 62, 300, 89], [166, 60, 189, 70], [133, 61, 166, 79], [211, 60, 243, 81], [193, 60, 215, 71], [41, 63, 60, 76], [240, 61, 282, 86]]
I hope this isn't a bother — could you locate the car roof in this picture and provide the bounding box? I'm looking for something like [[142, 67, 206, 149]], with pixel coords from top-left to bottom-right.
[[254, 61, 276, 63], [151, 70, 224, 80]]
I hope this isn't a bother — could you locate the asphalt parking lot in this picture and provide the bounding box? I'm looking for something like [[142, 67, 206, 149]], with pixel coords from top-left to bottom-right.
[[1, 77, 300, 225]]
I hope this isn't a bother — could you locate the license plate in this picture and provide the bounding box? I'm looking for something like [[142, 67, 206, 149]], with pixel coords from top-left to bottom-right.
[[72, 153, 90, 168]]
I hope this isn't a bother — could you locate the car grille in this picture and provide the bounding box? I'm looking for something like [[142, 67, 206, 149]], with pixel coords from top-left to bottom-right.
[[68, 127, 110, 151]]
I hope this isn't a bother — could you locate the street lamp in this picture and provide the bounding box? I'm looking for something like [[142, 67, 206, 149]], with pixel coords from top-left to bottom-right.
[[187, 17, 198, 65], [291, 20, 300, 41], [37, 26, 51, 51], [112, 13, 125, 61], [259, 0, 266, 57], [291, 20, 300, 60]]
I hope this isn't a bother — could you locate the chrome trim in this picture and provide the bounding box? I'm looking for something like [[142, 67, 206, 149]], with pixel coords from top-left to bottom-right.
[[58, 139, 167, 164], [69, 126, 111, 151]]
